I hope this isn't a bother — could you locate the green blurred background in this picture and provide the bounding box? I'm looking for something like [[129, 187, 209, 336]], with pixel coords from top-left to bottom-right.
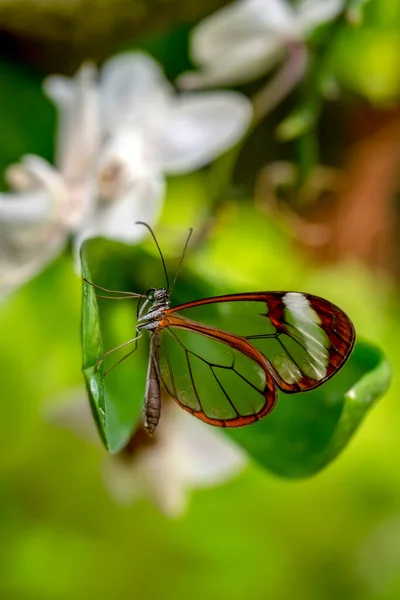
[[1, 0, 400, 598]]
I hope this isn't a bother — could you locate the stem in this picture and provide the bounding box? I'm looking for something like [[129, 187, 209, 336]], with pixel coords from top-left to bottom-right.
[[207, 41, 308, 209], [252, 41, 308, 125], [295, 128, 319, 188]]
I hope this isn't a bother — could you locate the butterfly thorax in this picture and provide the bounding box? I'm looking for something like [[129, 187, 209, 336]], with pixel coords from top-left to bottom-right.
[[137, 287, 170, 332]]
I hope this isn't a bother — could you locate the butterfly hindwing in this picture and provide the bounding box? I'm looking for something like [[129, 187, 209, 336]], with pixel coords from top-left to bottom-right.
[[160, 292, 355, 394], [157, 317, 277, 427]]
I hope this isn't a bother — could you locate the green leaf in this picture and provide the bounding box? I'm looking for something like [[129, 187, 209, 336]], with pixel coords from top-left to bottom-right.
[[81, 247, 107, 448], [332, 28, 400, 105], [81, 243, 148, 453], [276, 104, 318, 142], [225, 340, 391, 478]]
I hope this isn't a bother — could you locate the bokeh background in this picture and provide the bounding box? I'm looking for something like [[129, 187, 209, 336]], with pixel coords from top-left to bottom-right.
[[0, 0, 399, 598]]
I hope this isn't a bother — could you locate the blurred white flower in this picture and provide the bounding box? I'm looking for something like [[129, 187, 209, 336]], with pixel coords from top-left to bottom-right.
[[0, 52, 252, 298], [0, 64, 98, 298], [178, 0, 344, 89], [48, 391, 246, 518], [91, 52, 252, 245]]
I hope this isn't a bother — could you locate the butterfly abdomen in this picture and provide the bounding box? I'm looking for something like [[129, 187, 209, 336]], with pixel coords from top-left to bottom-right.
[[143, 333, 161, 435], [144, 399, 160, 435]]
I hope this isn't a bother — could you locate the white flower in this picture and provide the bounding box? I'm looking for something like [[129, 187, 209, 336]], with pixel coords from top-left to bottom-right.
[[0, 156, 67, 298], [48, 391, 246, 518], [0, 52, 252, 298], [178, 0, 344, 89], [0, 64, 98, 298], [92, 51, 252, 245]]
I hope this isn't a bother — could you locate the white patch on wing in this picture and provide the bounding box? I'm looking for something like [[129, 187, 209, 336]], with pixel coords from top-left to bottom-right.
[[283, 292, 329, 380], [274, 353, 303, 384]]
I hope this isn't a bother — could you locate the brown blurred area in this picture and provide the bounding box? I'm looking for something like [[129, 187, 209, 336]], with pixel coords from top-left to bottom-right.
[[257, 104, 400, 277], [0, 0, 229, 73], [322, 106, 400, 275]]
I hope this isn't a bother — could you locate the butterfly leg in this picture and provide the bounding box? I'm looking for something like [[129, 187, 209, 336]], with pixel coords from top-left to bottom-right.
[[83, 278, 144, 299], [103, 338, 142, 377], [94, 333, 142, 374]]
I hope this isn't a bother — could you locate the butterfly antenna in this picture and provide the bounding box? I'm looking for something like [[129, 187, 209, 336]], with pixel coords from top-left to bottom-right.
[[135, 222, 170, 289], [170, 228, 193, 293]]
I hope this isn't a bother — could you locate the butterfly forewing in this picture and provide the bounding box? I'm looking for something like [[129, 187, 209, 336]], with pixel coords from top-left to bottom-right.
[[157, 321, 277, 427], [160, 292, 355, 396]]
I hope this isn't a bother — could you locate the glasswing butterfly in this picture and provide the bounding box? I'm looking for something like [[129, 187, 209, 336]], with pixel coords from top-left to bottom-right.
[[85, 222, 355, 435]]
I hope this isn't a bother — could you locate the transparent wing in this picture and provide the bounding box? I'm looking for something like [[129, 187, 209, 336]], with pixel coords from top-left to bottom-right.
[[157, 323, 277, 427], [162, 292, 355, 393]]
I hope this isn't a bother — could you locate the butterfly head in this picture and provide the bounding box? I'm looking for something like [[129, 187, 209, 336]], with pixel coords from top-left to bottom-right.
[[146, 287, 170, 306]]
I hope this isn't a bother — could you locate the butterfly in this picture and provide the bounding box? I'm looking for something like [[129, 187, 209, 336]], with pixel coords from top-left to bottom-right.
[[85, 222, 356, 435]]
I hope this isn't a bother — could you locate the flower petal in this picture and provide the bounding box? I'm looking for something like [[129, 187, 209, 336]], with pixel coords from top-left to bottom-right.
[[45, 389, 100, 443], [151, 91, 252, 173], [191, 0, 293, 66], [178, 37, 284, 89], [110, 404, 246, 517], [13, 155, 67, 197], [47, 391, 245, 517], [44, 63, 100, 185], [76, 171, 165, 248], [171, 408, 247, 488], [295, 0, 344, 33], [0, 188, 65, 299], [0, 156, 69, 298], [102, 457, 146, 507], [5, 155, 76, 227], [97, 130, 152, 199], [0, 189, 50, 222], [179, 0, 297, 88], [100, 51, 174, 135]]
